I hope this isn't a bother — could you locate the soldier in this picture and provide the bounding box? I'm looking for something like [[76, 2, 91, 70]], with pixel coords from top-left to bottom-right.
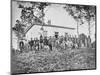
[[44, 36, 48, 45], [28, 38, 34, 51], [19, 40, 24, 52], [35, 38, 39, 50], [55, 32, 59, 39], [39, 35, 44, 49], [65, 33, 68, 41], [84, 36, 88, 48], [87, 36, 91, 48]]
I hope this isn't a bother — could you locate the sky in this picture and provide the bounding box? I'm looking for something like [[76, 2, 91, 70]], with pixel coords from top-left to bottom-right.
[[12, 1, 95, 49]]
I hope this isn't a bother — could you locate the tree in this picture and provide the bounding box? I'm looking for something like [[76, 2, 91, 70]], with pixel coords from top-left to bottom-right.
[[81, 6, 96, 37], [12, 20, 26, 49], [64, 5, 84, 37], [64, 5, 96, 48], [19, 2, 50, 24], [12, 2, 50, 50], [13, 2, 50, 37], [64, 5, 96, 37], [18, 2, 50, 33], [12, 20, 26, 37]]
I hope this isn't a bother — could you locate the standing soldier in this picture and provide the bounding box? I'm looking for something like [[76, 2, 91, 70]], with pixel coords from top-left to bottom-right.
[[19, 40, 24, 52], [48, 37, 52, 51], [28, 38, 34, 51], [44, 36, 48, 45], [76, 36, 79, 48], [64, 33, 68, 41], [35, 38, 39, 50], [40, 35, 43, 49], [87, 36, 91, 48], [74, 35, 78, 48], [84, 36, 88, 48], [55, 32, 59, 39]]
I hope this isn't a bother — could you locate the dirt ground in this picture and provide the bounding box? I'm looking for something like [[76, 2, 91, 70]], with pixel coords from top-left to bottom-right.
[[11, 48, 96, 74]]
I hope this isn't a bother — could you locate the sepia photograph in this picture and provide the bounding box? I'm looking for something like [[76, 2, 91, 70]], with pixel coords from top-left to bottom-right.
[[11, 0, 96, 74]]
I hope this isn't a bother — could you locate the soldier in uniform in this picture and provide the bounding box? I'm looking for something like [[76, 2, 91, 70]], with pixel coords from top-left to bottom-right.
[[48, 36, 53, 51], [35, 38, 39, 50], [44, 36, 48, 45], [19, 40, 24, 52], [39, 35, 44, 49], [28, 38, 34, 51], [87, 36, 91, 48]]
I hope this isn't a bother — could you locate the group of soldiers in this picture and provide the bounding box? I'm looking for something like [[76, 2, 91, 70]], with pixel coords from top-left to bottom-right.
[[19, 33, 92, 52], [19, 35, 52, 52]]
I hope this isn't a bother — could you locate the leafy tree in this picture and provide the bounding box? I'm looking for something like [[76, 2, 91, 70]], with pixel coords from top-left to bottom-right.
[[64, 5, 96, 37], [13, 2, 50, 37], [12, 20, 26, 50], [81, 6, 96, 36], [12, 2, 50, 50], [64, 5, 96, 48], [19, 2, 50, 24], [12, 20, 26, 38], [64, 5, 84, 37]]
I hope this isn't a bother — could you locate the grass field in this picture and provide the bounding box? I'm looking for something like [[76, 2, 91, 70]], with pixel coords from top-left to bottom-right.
[[11, 48, 96, 74]]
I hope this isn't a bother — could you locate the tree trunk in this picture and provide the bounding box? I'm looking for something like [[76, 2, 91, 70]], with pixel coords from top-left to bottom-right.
[[77, 21, 80, 48], [88, 21, 91, 48], [17, 33, 20, 51], [17, 38, 19, 50], [77, 21, 79, 37], [88, 21, 91, 37]]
